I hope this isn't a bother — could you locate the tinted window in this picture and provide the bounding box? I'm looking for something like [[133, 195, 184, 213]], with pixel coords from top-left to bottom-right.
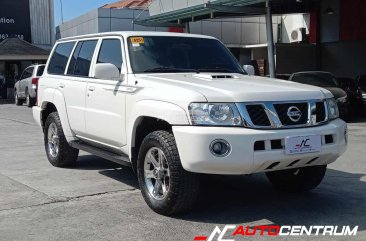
[[48, 42, 75, 74], [97, 39, 123, 71], [36, 66, 45, 76], [67, 42, 83, 75], [70, 40, 97, 77], [127, 36, 243, 74], [21, 67, 33, 79]]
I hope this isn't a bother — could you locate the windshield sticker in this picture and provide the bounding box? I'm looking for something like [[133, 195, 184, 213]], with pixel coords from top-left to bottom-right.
[[131, 37, 144, 47]]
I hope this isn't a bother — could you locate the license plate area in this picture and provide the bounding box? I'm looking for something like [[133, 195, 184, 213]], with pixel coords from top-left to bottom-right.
[[285, 135, 321, 155]]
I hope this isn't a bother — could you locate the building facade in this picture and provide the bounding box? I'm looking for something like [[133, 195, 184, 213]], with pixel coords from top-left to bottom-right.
[[0, 0, 54, 99]]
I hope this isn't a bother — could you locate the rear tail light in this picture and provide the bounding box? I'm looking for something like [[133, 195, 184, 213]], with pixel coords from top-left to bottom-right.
[[31, 77, 39, 86], [32, 77, 39, 106]]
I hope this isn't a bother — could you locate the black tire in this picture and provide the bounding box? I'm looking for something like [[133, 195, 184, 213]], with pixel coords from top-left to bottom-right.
[[266, 165, 327, 192], [44, 112, 79, 167], [137, 130, 200, 215], [25, 91, 35, 107], [15, 91, 23, 106]]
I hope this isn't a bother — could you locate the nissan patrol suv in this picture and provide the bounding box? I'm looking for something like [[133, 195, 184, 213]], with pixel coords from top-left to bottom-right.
[[33, 32, 347, 215]]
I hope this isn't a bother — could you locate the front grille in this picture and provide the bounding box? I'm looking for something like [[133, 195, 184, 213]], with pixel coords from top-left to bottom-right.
[[274, 103, 308, 125], [316, 101, 326, 122], [238, 100, 329, 129], [246, 105, 271, 126]]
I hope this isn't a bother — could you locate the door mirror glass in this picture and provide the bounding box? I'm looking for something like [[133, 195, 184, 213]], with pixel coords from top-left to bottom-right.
[[94, 63, 121, 80], [243, 65, 255, 76]]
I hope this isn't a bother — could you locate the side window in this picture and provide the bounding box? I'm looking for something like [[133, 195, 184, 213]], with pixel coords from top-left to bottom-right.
[[27, 67, 34, 78], [67, 42, 82, 75], [48, 42, 75, 75], [21, 67, 33, 79], [67, 40, 97, 77], [20, 69, 27, 80], [97, 39, 123, 71], [36, 66, 45, 76]]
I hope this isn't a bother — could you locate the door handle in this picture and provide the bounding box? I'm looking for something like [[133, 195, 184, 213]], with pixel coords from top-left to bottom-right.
[[88, 86, 95, 91], [58, 83, 65, 88]]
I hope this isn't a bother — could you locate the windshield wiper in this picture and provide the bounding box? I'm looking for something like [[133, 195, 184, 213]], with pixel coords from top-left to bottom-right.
[[143, 67, 193, 73]]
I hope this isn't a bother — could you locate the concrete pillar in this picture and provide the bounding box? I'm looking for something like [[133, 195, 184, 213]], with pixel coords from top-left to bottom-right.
[[265, 1, 276, 78]]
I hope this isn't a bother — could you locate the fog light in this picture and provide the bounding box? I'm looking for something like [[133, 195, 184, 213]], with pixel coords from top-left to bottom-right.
[[210, 139, 231, 157]]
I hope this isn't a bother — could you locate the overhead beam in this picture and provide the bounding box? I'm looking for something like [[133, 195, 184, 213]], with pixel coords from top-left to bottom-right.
[[204, 3, 266, 14], [133, 20, 184, 28]]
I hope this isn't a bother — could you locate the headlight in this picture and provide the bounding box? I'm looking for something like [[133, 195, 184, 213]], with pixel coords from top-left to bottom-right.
[[336, 96, 348, 103], [189, 103, 242, 126], [326, 98, 339, 120]]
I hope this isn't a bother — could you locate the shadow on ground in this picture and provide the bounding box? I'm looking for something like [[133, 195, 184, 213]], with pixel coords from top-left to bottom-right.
[[72, 155, 366, 230]]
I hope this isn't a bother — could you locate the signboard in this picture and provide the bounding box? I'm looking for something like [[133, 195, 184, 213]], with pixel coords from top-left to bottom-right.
[[0, 0, 31, 42]]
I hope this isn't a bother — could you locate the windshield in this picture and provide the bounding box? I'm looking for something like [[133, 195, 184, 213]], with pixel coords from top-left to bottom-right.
[[127, 36, 244, 74], [291, 72, 339, 88]]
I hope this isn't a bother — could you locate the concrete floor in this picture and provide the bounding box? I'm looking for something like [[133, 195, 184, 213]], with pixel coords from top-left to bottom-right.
[[0, 103, 365, 241]]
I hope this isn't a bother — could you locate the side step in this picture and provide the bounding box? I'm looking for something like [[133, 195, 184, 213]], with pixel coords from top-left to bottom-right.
[[69, 141, 131, 167]]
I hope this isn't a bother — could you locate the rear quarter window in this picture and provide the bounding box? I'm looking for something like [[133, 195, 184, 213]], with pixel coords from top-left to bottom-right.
[[48, 42, 75, 75], [36, 66, 45, 76]]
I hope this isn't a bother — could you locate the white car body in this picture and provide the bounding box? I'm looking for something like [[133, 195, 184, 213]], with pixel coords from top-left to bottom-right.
[[15, 64, 45, 100], [33, 31, 347, 175]]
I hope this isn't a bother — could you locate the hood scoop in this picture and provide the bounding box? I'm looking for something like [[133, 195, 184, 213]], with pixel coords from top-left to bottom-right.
[[193, 73, 239, 81]]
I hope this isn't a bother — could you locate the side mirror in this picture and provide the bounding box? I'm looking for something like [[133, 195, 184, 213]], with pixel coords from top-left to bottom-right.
[[94, 63, 121, 81], [243, 65, 255, 76]]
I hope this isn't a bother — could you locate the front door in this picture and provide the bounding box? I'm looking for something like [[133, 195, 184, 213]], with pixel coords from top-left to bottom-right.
[[85, 38, 127, 148]]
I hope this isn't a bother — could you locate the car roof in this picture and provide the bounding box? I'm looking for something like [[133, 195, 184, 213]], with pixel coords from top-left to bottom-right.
[[25, 64, 46, 68], [292, 71, 333, 76], [57, 31, 217, 43]]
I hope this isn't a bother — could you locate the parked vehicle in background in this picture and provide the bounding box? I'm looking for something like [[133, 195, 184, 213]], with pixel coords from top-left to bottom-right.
[[356, 75, 366, 107], [338, 77, 364, 115], [289, 71, 349, 119], [14, 64, 45, 107], [274, 74, 291, 80], [33, 32, 347, 215]]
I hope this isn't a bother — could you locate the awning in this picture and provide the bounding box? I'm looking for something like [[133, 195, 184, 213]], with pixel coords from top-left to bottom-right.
[[134, 0, 267, 27], [0, 37, 49, 61]]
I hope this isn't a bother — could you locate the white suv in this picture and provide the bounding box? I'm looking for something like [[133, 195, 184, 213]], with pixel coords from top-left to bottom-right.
[[33, 32, 347, 215], [14, 64, 45, 107]]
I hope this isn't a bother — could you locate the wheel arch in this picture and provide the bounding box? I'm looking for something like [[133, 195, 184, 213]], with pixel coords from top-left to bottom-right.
[[40, 89, 75, 140], [128, 100, 190, 173]]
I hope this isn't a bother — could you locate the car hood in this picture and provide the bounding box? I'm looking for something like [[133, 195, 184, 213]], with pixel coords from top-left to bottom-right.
[[136, 73, 333, 102], [322, 87, 347, 99]]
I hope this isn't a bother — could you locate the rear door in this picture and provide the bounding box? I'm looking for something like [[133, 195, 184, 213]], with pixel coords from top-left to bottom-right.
[[84, 37, 127, 148], [47, 40, 97, 136], [20, 67, 33, 97], [64, 39, 98, 135]]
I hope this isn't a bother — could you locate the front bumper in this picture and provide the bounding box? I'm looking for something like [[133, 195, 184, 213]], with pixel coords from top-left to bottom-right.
[[173, 119, 347, 175]]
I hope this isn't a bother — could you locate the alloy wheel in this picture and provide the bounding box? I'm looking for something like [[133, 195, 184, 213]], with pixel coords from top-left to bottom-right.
[[47, 122, 59, 158], [144, 147, 170, 200]]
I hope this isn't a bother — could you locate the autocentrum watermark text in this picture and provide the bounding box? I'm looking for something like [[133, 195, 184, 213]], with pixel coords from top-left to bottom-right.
[[194, 225, 358, 241]]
